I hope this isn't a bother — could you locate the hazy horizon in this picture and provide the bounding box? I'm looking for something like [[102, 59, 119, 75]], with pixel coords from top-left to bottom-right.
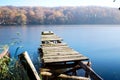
[[0, 0, 119, 8], [0, 5, 118, 9]]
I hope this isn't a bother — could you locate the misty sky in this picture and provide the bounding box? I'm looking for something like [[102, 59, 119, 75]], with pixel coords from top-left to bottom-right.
[[0, 0, 119, 8]]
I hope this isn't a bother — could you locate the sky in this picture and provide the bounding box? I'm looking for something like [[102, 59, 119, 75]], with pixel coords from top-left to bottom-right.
[[0, 0, 120, 8]]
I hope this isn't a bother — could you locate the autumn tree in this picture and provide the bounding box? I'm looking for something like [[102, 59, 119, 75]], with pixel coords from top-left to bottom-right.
[[0, 6, 120, 25], [15, 13, 27, 25]]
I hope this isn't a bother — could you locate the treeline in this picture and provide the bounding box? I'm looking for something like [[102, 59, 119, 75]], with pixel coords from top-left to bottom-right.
[[0, 6, 120, 25]]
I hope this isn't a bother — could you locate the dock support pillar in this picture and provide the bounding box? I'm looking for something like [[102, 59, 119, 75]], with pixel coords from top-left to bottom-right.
[[85, 61, 91, 78]]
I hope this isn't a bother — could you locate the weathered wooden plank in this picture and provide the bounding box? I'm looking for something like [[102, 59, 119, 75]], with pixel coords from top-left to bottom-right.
[[43, 53, 78, 57], [43, 51, 79, 54], [41, 34, 62, 41], [43, 49, 74, 52], [43, 53, 83, 57], [42, 48, 77, 52], [43, 55, 84, 59], [43, 52, 80, 56], [42, 44, 68, 47], [43, 56, 88, 61], [43, 57, 88, 63], [43, 50, 76, 53], [41, 38, 62, 41], [42, 47, 73, 51], [41, 34, 59, 37], [42, 51, 78, 55], [18, 51, 41, 80], [41, 71, 90, 80], [41, 43, 67, 47], [42, 45, 70, 48], [41, 36, 61, 40], [42, 46, 74, 50]]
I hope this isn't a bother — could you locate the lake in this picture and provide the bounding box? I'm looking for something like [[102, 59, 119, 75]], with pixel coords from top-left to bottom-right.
[[0, 25, 120, 80], [0, 46, 4, 53]]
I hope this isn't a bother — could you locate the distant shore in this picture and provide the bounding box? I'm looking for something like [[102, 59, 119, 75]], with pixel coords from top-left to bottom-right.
[[0, 6, 120, 25]]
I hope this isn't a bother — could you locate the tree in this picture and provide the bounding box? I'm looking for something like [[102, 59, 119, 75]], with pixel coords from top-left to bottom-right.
[[15, 13, 27, 25]]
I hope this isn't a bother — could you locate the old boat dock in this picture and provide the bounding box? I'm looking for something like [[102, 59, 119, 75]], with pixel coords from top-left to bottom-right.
[[39, 31, 103, 80]]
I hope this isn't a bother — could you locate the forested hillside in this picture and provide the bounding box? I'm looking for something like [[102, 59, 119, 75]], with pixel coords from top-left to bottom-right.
[[0, 6, 120, 25]]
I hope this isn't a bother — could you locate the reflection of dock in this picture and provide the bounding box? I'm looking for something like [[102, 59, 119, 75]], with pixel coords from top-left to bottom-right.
[[39, 31, 103, 80]]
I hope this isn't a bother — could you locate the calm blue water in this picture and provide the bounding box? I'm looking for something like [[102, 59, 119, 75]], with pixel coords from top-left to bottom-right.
[[0, 46, 2, 53], [0, 25, 120, 80]]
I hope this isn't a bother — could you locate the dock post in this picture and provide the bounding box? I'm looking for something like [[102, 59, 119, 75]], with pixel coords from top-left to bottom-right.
[[85, 61, 91, 78]]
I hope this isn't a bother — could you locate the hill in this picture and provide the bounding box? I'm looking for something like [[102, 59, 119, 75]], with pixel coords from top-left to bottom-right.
[[0, 6, 120, 25]]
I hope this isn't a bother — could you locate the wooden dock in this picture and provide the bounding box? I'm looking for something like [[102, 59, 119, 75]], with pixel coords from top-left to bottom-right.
[[39, 31, 103, 80]]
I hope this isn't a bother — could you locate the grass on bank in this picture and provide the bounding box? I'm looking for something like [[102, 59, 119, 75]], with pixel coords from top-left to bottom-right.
[[0, 55, 29, 80]]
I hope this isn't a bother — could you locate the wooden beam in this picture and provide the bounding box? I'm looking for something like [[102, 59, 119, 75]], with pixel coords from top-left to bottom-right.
[[64, 65, 82, 74], [41, 43, 67, 47], [41, 71, 90, 80], [43, 54, 83, 58], [79, 61, 103, 80], [41, 34, 62, 41], [43, 57, 88, 63], [18, 51, 41, 80]]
